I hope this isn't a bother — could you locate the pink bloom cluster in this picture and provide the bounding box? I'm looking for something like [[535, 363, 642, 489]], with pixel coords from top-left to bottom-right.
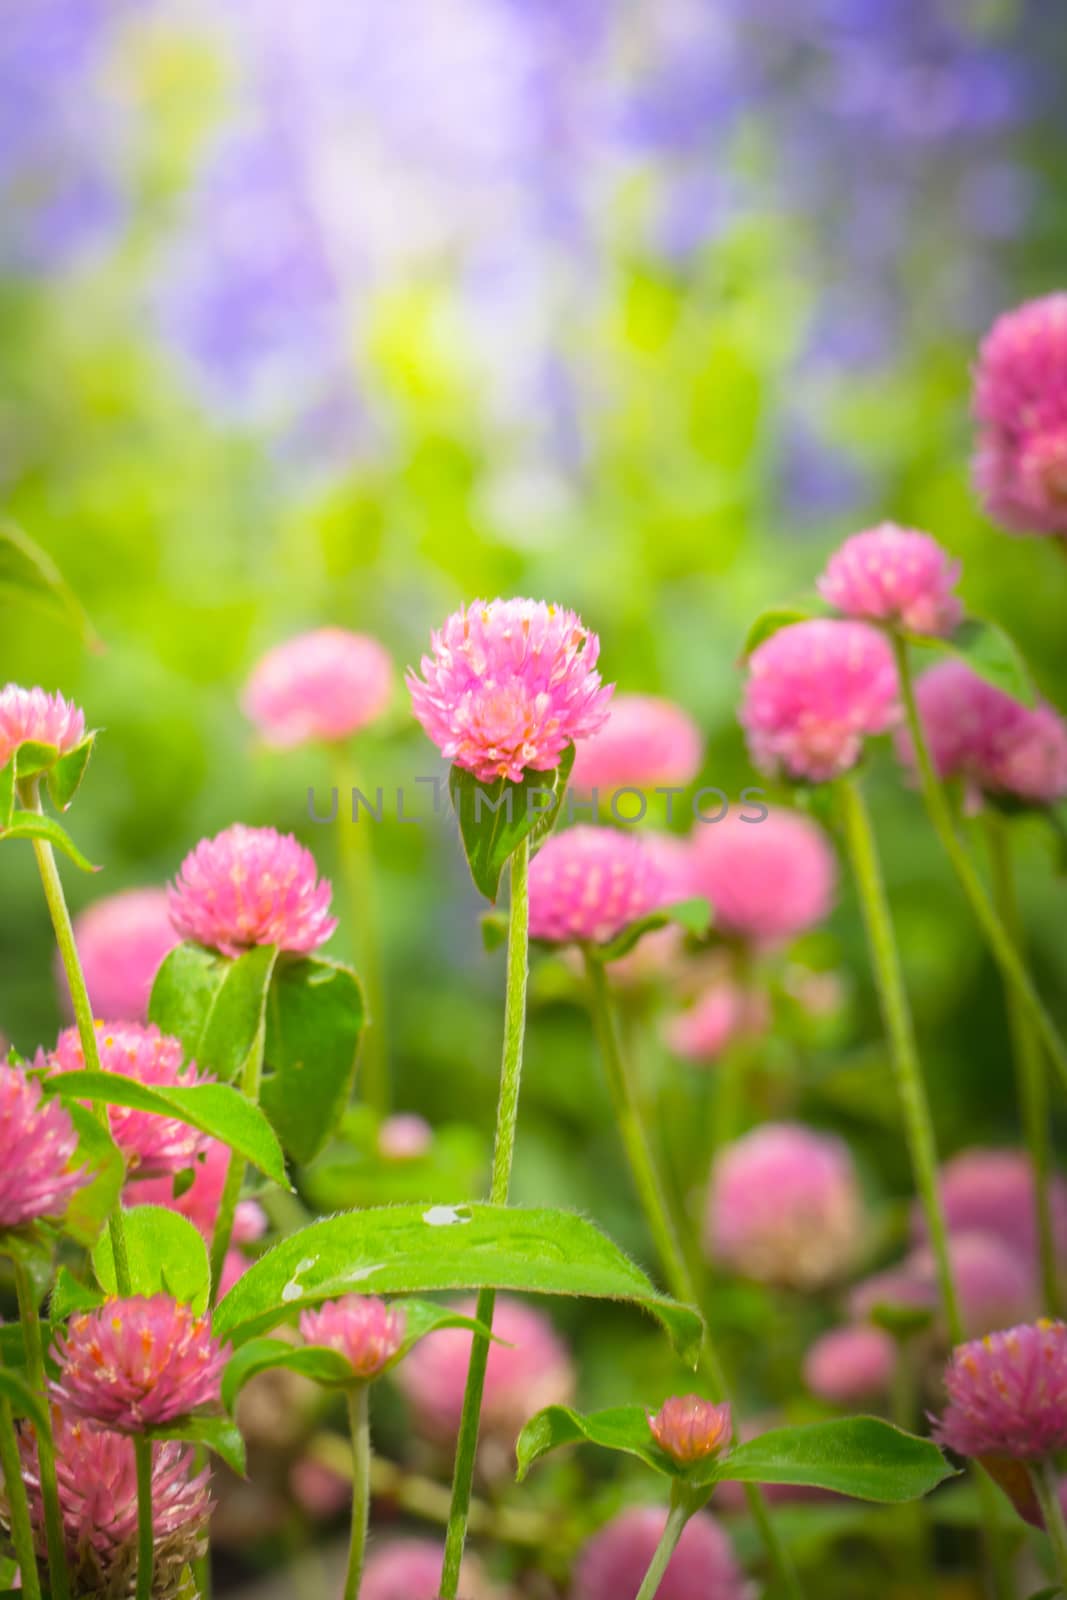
[[920, 1147, 1067, 1268], [648, 1395, 732, 1465], [299, 1296, 406, 1380], [574, 1506, 753, 1600], [65, 888, 180, 1022], [665, 981, 769, 1064], [242, 627, 394, 748], [741, 620, 899, 783], [528, 825, 670, 945], [569, 693, 702, 793], [407, 598, 612, 783], [0, 685, 85, 770], [803, 1325, 896, 1406], [361, 1537, 495, 1600], [0, 1064, 88, 1231], [818, 524, 962, 637], [687, 807, 836, 945], [169, 824, 336, 958], [935, 1320, 1067, 1460], [973, 294, 1067, 537]]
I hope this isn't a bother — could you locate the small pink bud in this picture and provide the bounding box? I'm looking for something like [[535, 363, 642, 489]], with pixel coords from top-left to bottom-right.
[[299, 1296, 406, 1380], [648, 1395, 732, 1465]]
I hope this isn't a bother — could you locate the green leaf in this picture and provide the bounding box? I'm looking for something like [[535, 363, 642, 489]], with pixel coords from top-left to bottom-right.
[[742, 602, 824, 660], [149, 942, 277, 1083], [61, 1101, 125, 1247], [14, 741, 61, 780], [150, 1414, 246, 1477], [0, 1367, 50, 1435], [50, 1266, 105, 1322], [92, 1206, 211, 1311], [45, 1070, 289, 1188], [589, 897, 713, 963], [920, 616, 1036, 706], [260, 957, 364, 1165], [724, 1418, 955, 1502], [214, 1203, 703, 1360], [0, 521, 102, 650], [47, 737, 96, 812], [0, 811, 97, 871], [449, 745, 575, 902], [0, 762, 13, 829], [480, 911, 508, 953], [516, 1404, 676, 1483]]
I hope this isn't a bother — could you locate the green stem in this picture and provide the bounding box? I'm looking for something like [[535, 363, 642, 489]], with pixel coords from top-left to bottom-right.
[[208, 1023, 265, 1303], [439, 837, 530, 1600], [332, 746, 389, 1119], [14, 1260, 69, 1600], [343, 1386, 371, 1600], [0, 1395, 42, 1600], [894, 634, 1067, 1103], [984, 812, 1060, 1314], [134, 1437, 154, 1600], [634, 1489, 696, 1600], [1032, 1456, 1067, 1593]]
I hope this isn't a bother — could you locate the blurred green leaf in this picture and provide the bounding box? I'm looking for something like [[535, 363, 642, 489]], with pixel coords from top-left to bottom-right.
[[741, 602, 823, 660], [0, 810, 97, 871], [0, 1367, 49, 1436], [0, 521, 102, 651], [92, 1205, 210, 1311], [449, 745, 575, 902], [261, 957, 364, 1165], [590, 897, 712, 963], [919, 616, 1035, 705]]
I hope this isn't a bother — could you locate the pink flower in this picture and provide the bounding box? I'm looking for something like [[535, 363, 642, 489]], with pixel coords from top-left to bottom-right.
[[289, 1454, 350, 1521], [0, 1064, 88, 1231], [803, 1325, 896, 1405], [648, 1396, 732, 1465], [917, 1147, 1067, 1268], [848, 1265, 939, 1326], [665, 983, 769, 1064], [242, 627, 394, 748], [741, 619, 899, 783], [298, 1297, 406, 1380], [686, 807, 836, 945], [39, 1022, 212, 1179], [973, 294, 1067, 537], [569, 694, 703, 793], [528, 826, 670, 945], [407, 598, 613, 783], [377, 1113, 433, 1161], [573, 1506, 753, 1600], [0, 685, 85, 771], [63, 889, 180, 1023], [128, 1140, 266, 1246], [934, 1320, 1067, 1460], [817, 523, 962, 636], [168, 824, 336, 958], [362, 1538, 495, 1600], [908, 1233, 1036, 1339], [706, 1123, 864, 1290], [53, 1295, 226, 1432], [897, 660, 1067, 807]]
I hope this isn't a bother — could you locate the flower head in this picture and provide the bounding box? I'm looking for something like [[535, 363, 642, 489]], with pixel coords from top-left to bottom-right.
[[0, 685, 85, 771], [934, 1320, 1067, 1460], [803, 1325, 896, 1405], [407, 598, 612, 783], [648, 1395, 732, 1465], [910, 1233, 1036, 1339], [817, 523, 962, 636], [0, 1064, 88, 1232], [569, 693, 702, 794], [127, 1140, 267, 1247], [687, 807, 836, 945], [299, 1296, 406, 1380], [741, 619, 899, 783], [361, 1537, 495, 1600], [574, 1506, 753, 1600], [527, 825, 670, 946], [242, 627, 394, 748], [168, 824, 336, 958], [665, 982, 769, 1064], [53, 1295, 226, 1432], [919, 1147, 1067, 1266], [973, 294, 1067, 536], [378, 1113, 433, 1161], [706, 1123, 864, 1290], [64, 888, 180, 1023]]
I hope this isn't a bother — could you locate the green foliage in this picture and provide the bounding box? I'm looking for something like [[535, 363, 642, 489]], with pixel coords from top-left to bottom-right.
[[0, 521, 101, 650], [260, 957, 364, 1164], [149, 943, 278, 1083], [0, 811, 96, 871], [449, 745, 575, 901], [92, 1205, 211, 1310]]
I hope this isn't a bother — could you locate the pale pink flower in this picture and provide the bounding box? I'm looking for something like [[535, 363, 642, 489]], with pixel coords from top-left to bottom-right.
[[573, 1506, 753, 1600], [848, 1266, 939, 1325], [242, 627, 394, 748], [362, 1538, 495, 1600], [803, 1325, 896, 1405], [407, 598, 612, 783], [687, 807, 836, 945], [918, 1147, 1067, 1268], [63, 888, 180, 1023], [648, 1396, 732, 1465], [706, 1123, 864, 1290], [934, 1320, 1067, 1459], [818, 523, 962, 636], [528, 826, 670, 946], [569, 693, 702, 793], [168, 824, 336, 957], [289, 1454, 350, 1521], [0, 685, 85, 771], [377, 1113, 433, 1161], [53, 1295, 226, 1432], [665, 983, 769, 1064], [973, 294, 1067, 537], [128, 1140, 266, 1246], [298, 1297, 406, 1380], [907, 1232, 1036, 1339], [0, 1063, 88, 1231], [742, 619, 899, 783]]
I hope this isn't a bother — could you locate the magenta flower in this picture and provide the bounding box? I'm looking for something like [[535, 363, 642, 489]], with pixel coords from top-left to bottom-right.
[[569, 693, 703, 793], [574, 1506, 753, 1600], [0, 685, 86, 771], [706, 1122, 864, 1290], [168, 824, 336, 958], [242, 627, 394, 748], [40, 1022, 212, 1179], [687, 807, 836, 945], [648, 1395, 732, 1465], [741, 619, 899, 783], [665, 982, 769, 1064], [934, 1320, 1067, 1460], [918, 1147, 1067, 1267], [63, 888, 180, 1023], [407, 598, 613, 783], [298, 1296, 406, 1380], [128, 1140, 266, 1247], [361, 1538, 495, 1600], [527, 825, 671, 946], [803, 1325, 896, 1406], [973, 294, 1067, 537], [53, 1295, 226, 1432], [817, 523, 962, 637], [377, 1113, 433, 1161], [0, 1063, 89, 1232]]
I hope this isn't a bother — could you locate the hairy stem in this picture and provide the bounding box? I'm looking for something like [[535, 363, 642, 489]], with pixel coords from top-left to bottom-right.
[[634, 1494, 692, 1600], [14, 1259, 69, 1600], [134, 1437, 154, 1600], [343, 1386, 371, 1600], [0, 1394, 42, 1600]]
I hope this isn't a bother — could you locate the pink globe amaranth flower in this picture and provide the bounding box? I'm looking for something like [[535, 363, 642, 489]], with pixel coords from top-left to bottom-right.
[[916, 1147, 1067, 1269], [407, 598, 613, 783], [934, 1319, 1067, 1460], [573, 1506, 754, 1600], [741, 619, 899, 783], [242, 627, 394, 749], [706, 1122, 864, 1291], [665, 982, 769, 1064], [378, 1112, 433, 1161], [168, 824, 337, 958], [897, 660, 1067, 808], [53, 1295, 226, 1432], [803, 1325, 896, 1406], [648, 1396, 732, 1465], [13, 1406, 211, 1599], [907, 1232, 1036, 1340], [569, 693, 702, 794], [817, 523, 963, 637], [298, 1296, 406, 1380], [362, 1538, 495, 1600], [528, 825, 671, 946], [687, 807, 836, 945], [0, 685, 86, 771], [973, 294, 1067, 537], [848, 1265, 938, 1326], [0, 1064, 89, 1232], [39, 1022, 212, 1179], [128, 1140, 266, 1246], [289, 1453, 351, 1520], [63, 888, 180, 1024]]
